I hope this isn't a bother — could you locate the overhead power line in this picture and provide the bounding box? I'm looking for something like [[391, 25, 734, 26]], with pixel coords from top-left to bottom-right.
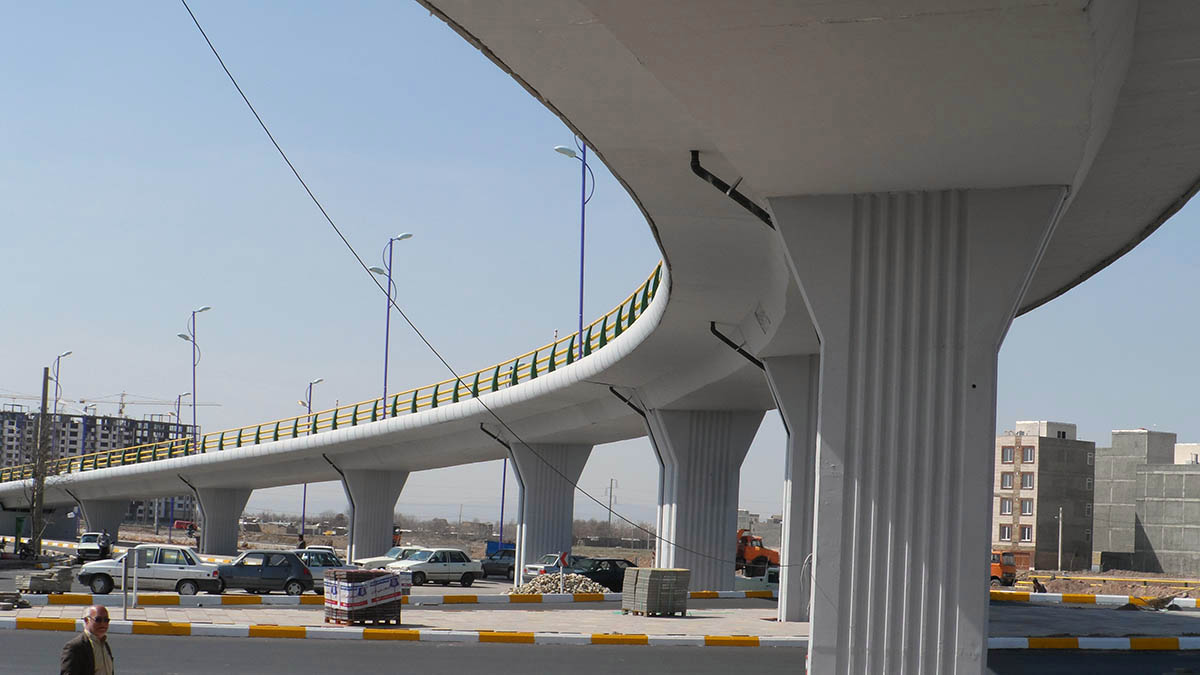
[[177, 1, 782, 570]]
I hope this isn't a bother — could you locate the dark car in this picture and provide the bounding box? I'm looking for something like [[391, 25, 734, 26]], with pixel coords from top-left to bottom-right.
[[481, 549, 516, 581], [217, 550, 314, 595], [568, 558, 636, 592]]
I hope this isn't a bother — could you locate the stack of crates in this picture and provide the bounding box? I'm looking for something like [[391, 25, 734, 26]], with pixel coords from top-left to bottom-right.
[[621, 567, 690, 617], [324, 569, 410, 626]]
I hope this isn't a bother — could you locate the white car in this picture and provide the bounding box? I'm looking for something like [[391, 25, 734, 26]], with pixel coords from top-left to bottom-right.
[[354, 545, 426, 570], [77, 544, 222, 595], [294, 548, 356, 592], [387, 547, 482, 587], [75, 532, 104, 562]]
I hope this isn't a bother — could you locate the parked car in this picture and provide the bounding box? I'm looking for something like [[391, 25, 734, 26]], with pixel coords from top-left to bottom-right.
[[522, 553, 587, 582], [480, 548, 516, 581], [387, 548, 482, 587], [75, 532, 105, 563], [294, 548, 355, 592], [77, 544, 222, 595], [217, 550, 314, 595], [567, 558, 636, 592], [354, 545, 425, 570]]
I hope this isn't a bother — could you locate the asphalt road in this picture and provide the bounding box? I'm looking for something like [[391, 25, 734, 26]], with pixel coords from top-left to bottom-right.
[[3, 631, 1200, 674]]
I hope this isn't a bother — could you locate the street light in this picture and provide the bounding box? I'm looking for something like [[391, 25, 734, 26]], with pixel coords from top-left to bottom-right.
[[368, 233, 413, 417], [51, 350, 72, 461], [554, 139, 594, 360], [177, 305, 212, 453], [296, 377, 324, 538]]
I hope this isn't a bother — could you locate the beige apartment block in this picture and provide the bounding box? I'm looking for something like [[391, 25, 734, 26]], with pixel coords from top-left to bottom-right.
[[993, 421, 1095, 570]]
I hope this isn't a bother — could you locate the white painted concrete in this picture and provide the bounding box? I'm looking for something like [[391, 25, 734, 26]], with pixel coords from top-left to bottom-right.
[[763, 355, 819, 623], [509, 443, 592, 580], [771, 188, 1065, 673], [195, 487, 251, 555], [340, 469, 409, 561], [646, 409, 763, 591], [78, 498, 127, 540]]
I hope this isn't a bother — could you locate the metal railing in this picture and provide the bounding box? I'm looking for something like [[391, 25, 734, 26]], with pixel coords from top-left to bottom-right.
[[0, 264, 663, 484]]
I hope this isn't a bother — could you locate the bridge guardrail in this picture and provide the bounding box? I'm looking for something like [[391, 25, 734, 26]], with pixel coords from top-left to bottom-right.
[[0, 264, 663, 484]]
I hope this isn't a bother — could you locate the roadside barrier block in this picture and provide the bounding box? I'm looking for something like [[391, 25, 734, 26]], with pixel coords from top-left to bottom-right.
[[592, 633, 649, 645], [132, 621, 191, 636], [248, 625, 306, 639], [478, 631, 536, 644], [705, 635, 759, 647]]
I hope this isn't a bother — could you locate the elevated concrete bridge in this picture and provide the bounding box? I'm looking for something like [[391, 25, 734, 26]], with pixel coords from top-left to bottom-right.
[[6, 2, 1200, 671]]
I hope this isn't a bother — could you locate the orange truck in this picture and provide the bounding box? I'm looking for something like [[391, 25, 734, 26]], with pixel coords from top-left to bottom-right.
[[736, 529, 780, 577], [990, 550, 1016, 587]]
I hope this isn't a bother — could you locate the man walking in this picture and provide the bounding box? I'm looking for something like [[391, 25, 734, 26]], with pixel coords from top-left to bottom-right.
[[61, 605, 114, 674]]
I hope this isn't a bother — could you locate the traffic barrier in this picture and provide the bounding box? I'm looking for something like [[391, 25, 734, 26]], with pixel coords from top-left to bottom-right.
[[20, 589, 778, 608], [2, 617, 1198, 650], [990, 589, 1198, 609]]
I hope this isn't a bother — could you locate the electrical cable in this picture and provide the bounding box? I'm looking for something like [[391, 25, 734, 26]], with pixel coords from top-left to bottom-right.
[[178, 0, 799, 570]]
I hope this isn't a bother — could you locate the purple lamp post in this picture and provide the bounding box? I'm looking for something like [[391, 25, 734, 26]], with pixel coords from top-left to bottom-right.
[[368, 233, 413, 417], [554, 140, 594, 360], [297, 377, 324, 534], [177, 305, 211, 453]]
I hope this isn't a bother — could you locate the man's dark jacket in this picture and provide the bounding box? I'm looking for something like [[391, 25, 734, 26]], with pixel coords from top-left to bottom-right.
[[61, 632, 112, 675]]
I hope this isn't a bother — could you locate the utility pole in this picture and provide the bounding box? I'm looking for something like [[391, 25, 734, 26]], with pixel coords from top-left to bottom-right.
[[605, 478, 618, 536], [1057, 505, 1064, 572], [30, 367, 50, 557]]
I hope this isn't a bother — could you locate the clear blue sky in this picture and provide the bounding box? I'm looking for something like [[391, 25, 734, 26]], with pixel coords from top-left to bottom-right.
[[2, 2, 1197, 526]]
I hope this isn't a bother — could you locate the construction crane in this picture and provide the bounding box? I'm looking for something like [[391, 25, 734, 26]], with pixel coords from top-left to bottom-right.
[[0, 390, 218, 417]]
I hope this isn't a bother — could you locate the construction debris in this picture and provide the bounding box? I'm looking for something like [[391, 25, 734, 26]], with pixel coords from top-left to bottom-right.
[[15, 565, 74, 594], [0, 591, 30, 610], [508, 573, 610, 595]]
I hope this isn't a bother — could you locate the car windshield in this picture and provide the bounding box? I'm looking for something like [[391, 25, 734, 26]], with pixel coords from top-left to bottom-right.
[[384, 547, 405, 559], [80, 534, 98, 543], [406, 550, 434, 562], [573, 559, 599, 572], [537, 554, 560, 565]]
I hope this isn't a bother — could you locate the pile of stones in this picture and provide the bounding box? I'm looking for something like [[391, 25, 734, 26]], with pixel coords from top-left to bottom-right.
[[15, 565, 74, 594], [508, 573, 611, 595]]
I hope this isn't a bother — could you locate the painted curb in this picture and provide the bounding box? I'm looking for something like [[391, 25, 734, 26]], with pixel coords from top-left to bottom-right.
[[0, 617, 806, 648], [990, 589, 1199, 609], [20, 590, 777, 607]]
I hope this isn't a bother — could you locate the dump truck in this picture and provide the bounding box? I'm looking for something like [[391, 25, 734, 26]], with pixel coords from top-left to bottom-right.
[[990, 550, 1017, 587], [736, 529, 780, 577]]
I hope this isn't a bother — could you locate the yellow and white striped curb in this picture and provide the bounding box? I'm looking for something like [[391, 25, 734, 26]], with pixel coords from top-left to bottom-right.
[[1, 536, 233, 564], [988, 637, 1200, 650], [990, 589, 1199, 609], [0, 617, 803, 647], [21, 589, 776, 608]]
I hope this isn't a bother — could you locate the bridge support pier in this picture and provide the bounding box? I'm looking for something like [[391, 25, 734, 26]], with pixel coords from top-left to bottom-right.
[[763, 355, 819, 622], [509, 443, 592, 584], [645, 409, 764, 591], [341, 469, 409, 562], [770, 187, 1064, 673], [78, 499, 128, 540], [195, 488, 251, 556]]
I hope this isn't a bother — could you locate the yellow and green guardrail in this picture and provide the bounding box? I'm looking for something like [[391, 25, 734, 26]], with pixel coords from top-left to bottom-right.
[[0, 264, 663, 484]]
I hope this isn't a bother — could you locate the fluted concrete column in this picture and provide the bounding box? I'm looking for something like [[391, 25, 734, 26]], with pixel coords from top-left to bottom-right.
[[195, 488, 251, 555], [509, 443, 592, 582], [79, 499, 127, 540], [341, 469, 409, 561], [763, 355, 819, 622], [771, 187, 1065, 673], [645, 409, 764, 591]]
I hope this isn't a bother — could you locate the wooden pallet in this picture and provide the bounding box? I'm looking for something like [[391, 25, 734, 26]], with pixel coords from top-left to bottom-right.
[[621, 608, 686, 617], [324, 615, 404, 627]]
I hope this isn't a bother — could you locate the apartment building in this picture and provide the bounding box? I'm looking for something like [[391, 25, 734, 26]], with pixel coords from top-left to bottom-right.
[[992, 421, 1095, 570], [0, 408, 197, 526]]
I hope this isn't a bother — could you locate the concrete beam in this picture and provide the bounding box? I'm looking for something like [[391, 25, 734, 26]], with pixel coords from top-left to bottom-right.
[[771, 187, 1065, 673], [646, 409, 764, 591], [509, 443, 592, 585], [195, 488, 251, 556], [764, 354, 819, 622], [341, 469, 409, 561]]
